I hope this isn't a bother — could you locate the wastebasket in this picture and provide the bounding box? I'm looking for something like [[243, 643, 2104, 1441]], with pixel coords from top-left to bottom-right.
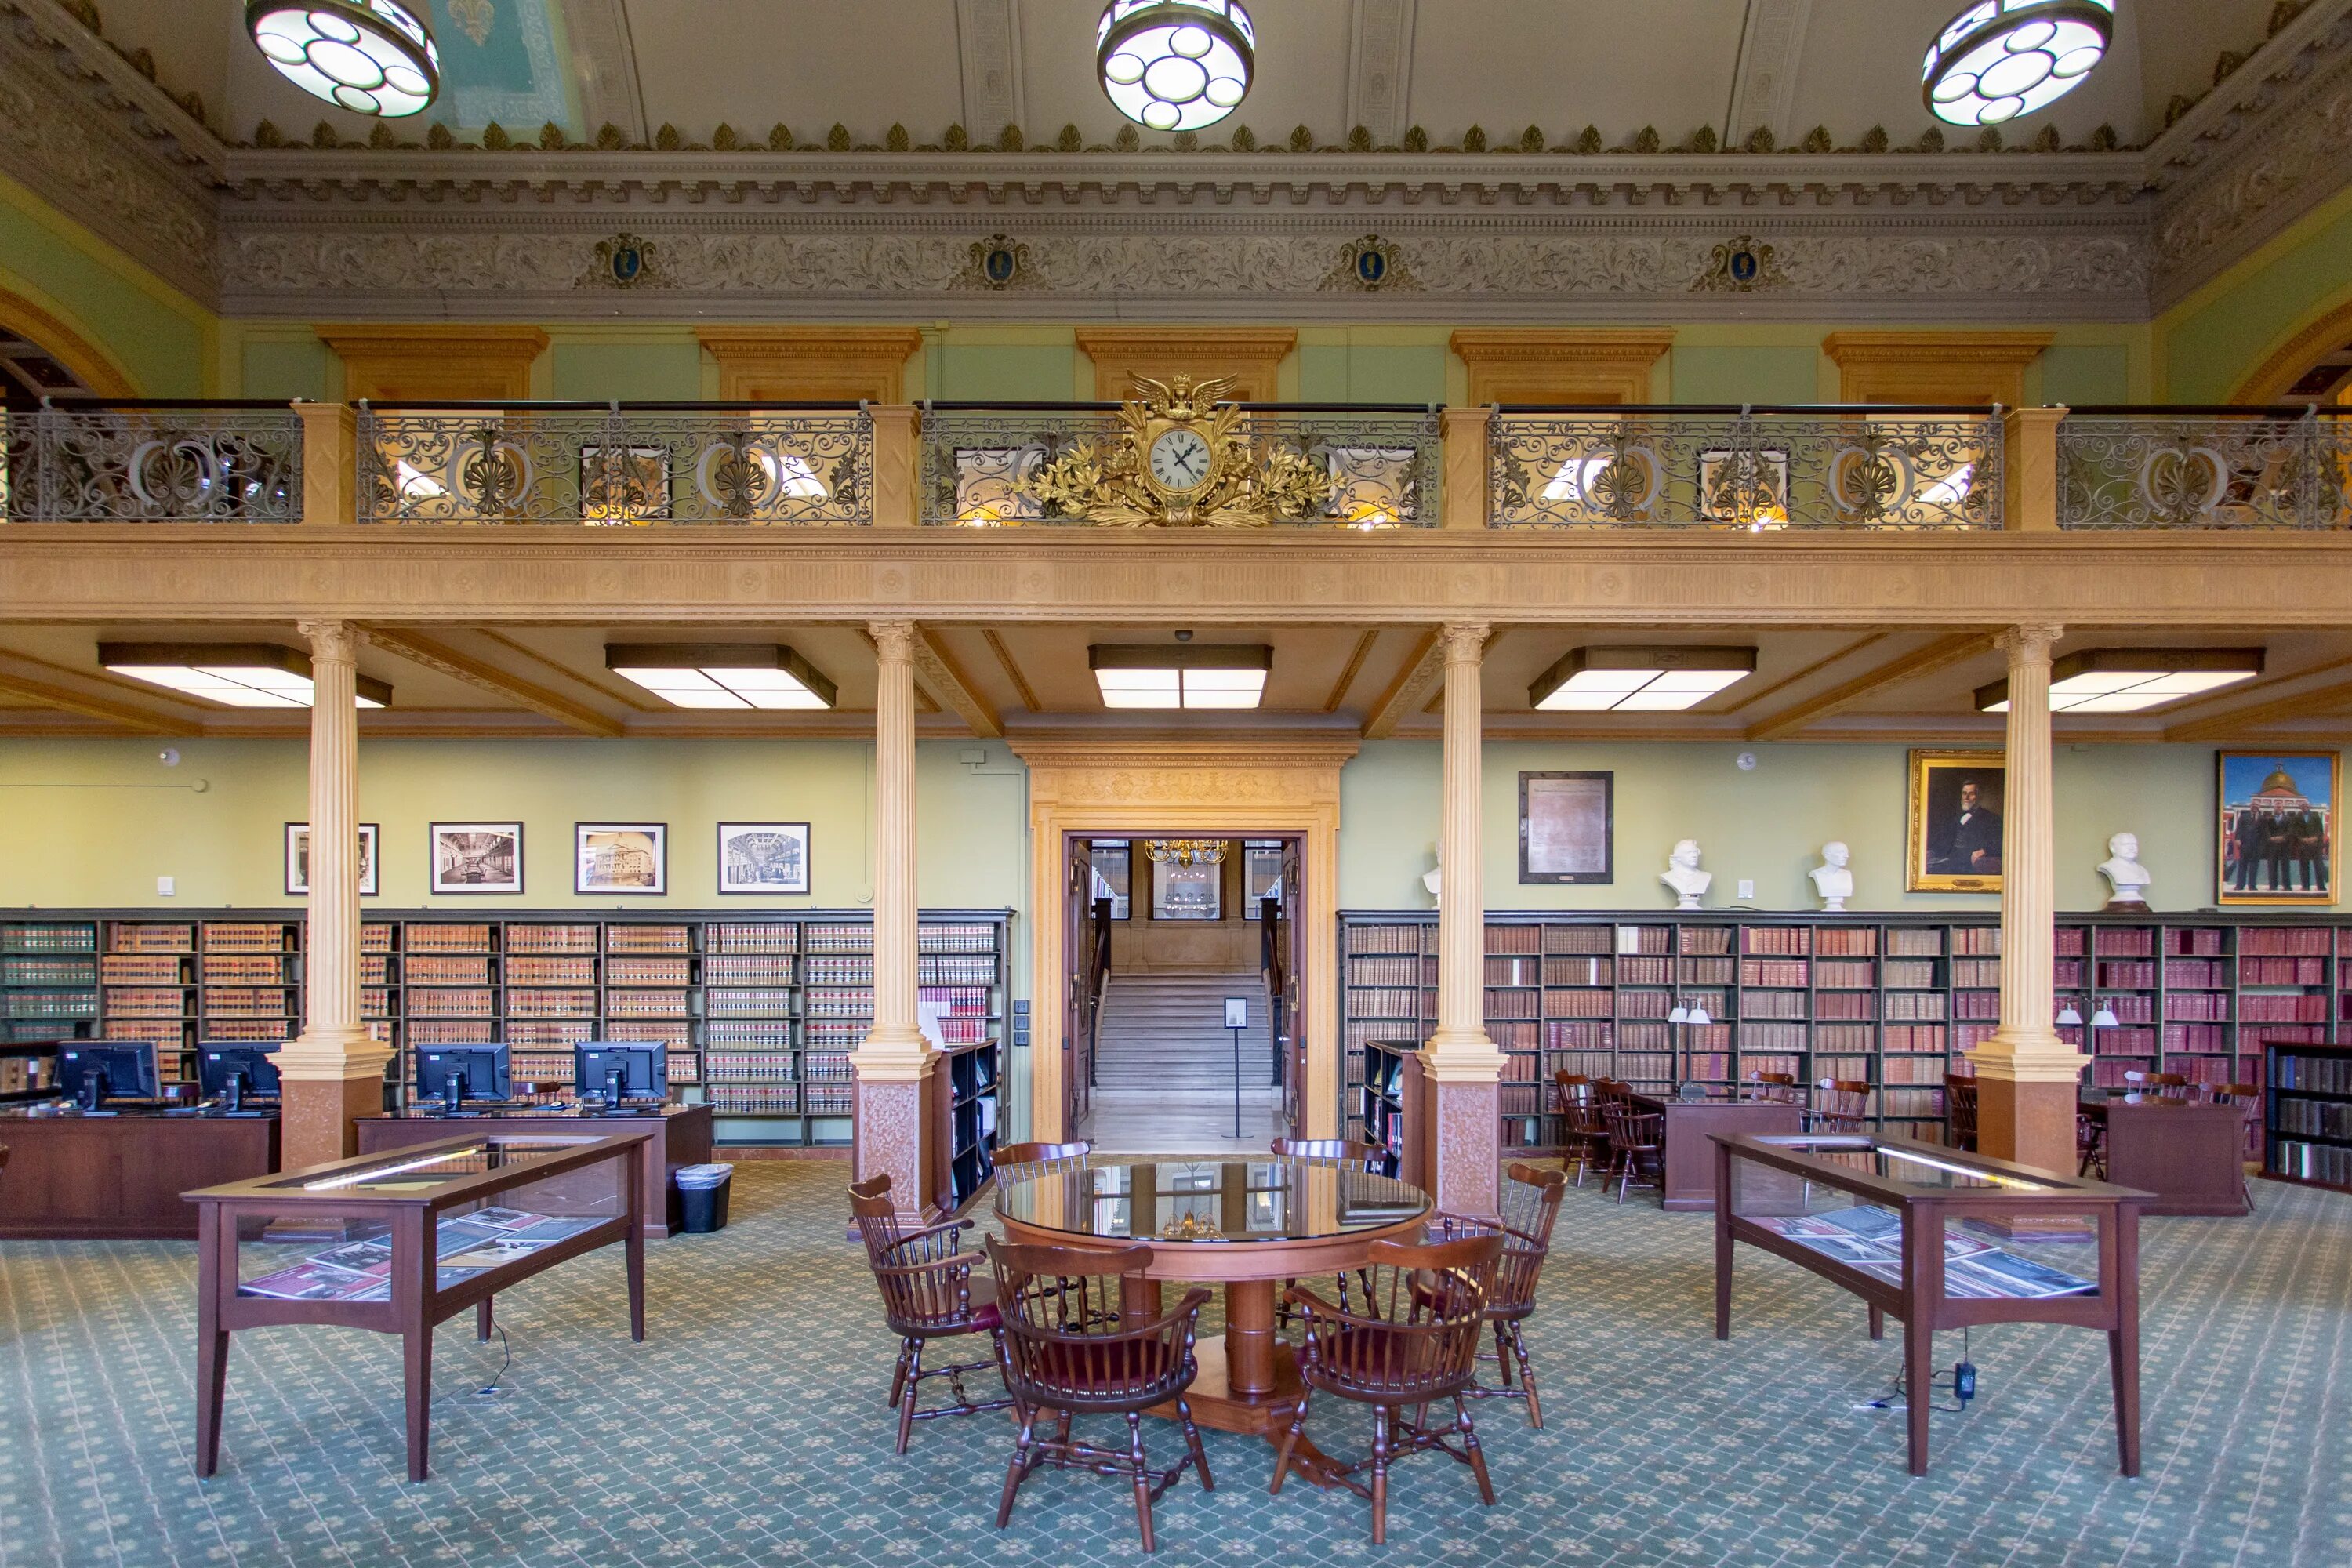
[[672, 1163, 733, 1234]]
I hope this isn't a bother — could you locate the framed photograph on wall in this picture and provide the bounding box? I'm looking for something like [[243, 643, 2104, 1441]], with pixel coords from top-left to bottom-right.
[[285, 823, 379, 897], [576, 822, 666, 895], [2217, 751, 2339, 906], [430, 822, 523, 895], [1907, 750, 2005, 893], [1519, 771, 1613, 884], [717, 822, 810, 895]]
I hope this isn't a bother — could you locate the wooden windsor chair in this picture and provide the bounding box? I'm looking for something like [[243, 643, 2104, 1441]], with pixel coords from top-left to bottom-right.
[[986, 1237, 1213, 1555], [1747, 1071, 1802, 1105], [1596, 1093, 1664, 1203], [1272, 1231, 1508, 1545], [1553, 1072, 1608, 1187], [1944, 1075, 1980, 1152], [848, 1174, 1013, 1454], [1432, 1161, 1568, 1428], [993, 1139, 1094, 1185], [1809, 1078, 1877, 1171], [2209, 1082, 2263, 1212], [1269, 1138, 1388, 1328]]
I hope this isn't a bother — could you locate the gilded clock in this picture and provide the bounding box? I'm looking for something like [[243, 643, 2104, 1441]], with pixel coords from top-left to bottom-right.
[[1147, 426, 1214, 494]]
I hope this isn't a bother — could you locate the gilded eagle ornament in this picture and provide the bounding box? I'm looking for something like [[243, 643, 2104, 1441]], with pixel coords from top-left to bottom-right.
[[1014, 373, 1334, 528]]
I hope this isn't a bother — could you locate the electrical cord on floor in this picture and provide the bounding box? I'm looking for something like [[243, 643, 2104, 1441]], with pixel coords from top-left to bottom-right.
[[1862, 1327, 1976, 1416], [474, 1325, 512, 1398]]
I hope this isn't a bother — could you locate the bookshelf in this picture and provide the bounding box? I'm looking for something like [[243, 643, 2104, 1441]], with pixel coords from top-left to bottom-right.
[[0, 907, 1009, 1153], [2264, 1040, 2352, 1193], [1343, 911, 2352, 1149]]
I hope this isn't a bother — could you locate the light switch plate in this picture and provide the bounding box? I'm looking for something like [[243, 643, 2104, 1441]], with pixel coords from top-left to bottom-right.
[[1737, 880, 1755, 899], [156, 876, 176, 896]]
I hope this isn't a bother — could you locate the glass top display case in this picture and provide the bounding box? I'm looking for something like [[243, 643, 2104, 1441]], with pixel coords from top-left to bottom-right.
[[1711, 1131, 2146, 1479], [187, 1130, 652, 1483], [996, 1156, 1429, 1243]]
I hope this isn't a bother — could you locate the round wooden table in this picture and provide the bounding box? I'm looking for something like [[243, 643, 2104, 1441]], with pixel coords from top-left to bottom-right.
[[996, 1155, 1432, 1487]]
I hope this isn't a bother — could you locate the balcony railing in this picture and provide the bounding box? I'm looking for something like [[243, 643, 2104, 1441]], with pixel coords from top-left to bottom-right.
[[354, 401, 874, 525], [2056, 406, 2351, 530], [1489, 405, 2003, 530], [917, 402, 1442, 527], [1, 400, 303, 521]]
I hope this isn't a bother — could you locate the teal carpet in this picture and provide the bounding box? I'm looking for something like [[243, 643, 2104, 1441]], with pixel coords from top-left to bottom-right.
[[2, 1162, 2347, 1567]]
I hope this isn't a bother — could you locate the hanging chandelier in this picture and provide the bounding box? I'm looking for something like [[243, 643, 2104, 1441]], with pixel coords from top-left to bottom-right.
[[1096, 1, 1254, 132], [1922, 0, 2113, 127], [246, 1, 441, 118], [1145, 839, 1228, 867]]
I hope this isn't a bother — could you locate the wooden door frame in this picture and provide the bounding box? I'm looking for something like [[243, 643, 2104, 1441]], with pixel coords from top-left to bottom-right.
[[1015, 735, 1355, 1143]]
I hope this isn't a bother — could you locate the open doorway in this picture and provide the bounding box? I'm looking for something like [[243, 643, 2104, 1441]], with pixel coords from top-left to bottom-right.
[[1065, 834, 1305, 1153]]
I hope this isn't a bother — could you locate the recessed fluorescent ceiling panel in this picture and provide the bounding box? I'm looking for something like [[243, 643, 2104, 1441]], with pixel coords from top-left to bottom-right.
[[605, 644, 837, 710], [1530, 647, 1758, 712], [1976, 648, 2263, 714], [1089, 644, 1271, 710], [100, 643, 390, 708]]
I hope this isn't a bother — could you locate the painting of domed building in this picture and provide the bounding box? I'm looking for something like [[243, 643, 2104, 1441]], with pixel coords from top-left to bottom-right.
[[2218, 753, 2337, 905], [576, 823, 667, 895]]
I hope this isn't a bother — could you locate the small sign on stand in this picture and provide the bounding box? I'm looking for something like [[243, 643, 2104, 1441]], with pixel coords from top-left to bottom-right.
[[1224, 997, 1249, 1138]]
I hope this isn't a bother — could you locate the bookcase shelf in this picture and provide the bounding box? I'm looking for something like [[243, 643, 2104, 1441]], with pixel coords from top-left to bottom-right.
[[1345, 910, 2352, 1151], [2264, 1041, 2352, 1193]]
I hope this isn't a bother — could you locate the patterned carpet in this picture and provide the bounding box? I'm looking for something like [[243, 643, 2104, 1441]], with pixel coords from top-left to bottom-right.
[[1, 1162, 2347, 1568]]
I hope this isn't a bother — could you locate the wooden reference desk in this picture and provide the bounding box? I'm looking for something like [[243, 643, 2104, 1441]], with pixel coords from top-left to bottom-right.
[[358, 1104, 712, 1238], [1713, 1132, 2145, 1478], [1631, 1092, 1803, 1210], [187, 1129, 649, 1483], [0, 1103, 278, 1239], [2078, 1094, 2250, 1217]]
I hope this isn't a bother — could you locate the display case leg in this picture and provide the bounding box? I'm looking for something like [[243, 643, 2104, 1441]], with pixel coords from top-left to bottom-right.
[[1904, 1324, 1932, 1476], [403, 1325, 434, 1483], [477, 1298, 494, 1342]]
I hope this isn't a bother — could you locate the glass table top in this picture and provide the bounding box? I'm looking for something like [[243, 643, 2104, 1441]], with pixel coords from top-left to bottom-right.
[[996, 1157, 1431, 1243], [260, 1138, 606, 1194], [1748, 1136, 2056, 1192]]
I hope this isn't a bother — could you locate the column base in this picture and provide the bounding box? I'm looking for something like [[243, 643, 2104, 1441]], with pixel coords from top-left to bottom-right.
[[281, 1073, 386, 1171], [1967, 1036, 2087, 1180], [1424, 1073, 1501, 1221], [852, 1052, 944, 1221]]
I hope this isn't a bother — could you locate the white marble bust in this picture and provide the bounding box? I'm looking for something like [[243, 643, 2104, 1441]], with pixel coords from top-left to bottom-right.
[[2098, 832, 2151, 909], [1810, 840, 1854, 912], [1422, 842, 1442, 909], [1661, 839, 1711, 910]]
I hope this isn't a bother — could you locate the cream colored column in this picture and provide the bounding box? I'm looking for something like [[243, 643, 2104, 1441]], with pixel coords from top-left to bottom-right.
[[1439, 406, 1490, 531], [852, 619, 939, 1214], [1421, 621, 1504, 1215], [1967, 622, 2085, 1174], [278, 619, 389, 1168], [2001, 407, 2065, 532]]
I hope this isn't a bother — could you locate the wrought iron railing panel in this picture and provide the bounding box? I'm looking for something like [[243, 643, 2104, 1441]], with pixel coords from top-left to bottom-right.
[[1488, 407, 2002, 531], [2056, 408, 2351, 530], [355, 403, 873, 525], [916, 403, 1441, 527], [2, 401, 303, 522]]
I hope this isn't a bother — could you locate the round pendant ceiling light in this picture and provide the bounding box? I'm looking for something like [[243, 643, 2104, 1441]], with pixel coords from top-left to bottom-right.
[[1922, 0, 2114, 127], [1096, 1, 1254, 132], [245, 1, 441, 118]]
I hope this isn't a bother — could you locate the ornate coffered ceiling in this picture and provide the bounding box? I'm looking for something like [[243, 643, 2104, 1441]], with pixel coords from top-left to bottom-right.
[[1, 0, 2345, 319]]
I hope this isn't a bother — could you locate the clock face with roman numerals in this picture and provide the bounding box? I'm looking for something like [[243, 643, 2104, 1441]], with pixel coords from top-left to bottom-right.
[[1148, 426, 1214, 494]]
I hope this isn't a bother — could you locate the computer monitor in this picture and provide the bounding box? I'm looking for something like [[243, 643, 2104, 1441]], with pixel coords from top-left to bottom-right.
[[59, 1042, 161, 1109], [415, 1044, 511, 1109], [197, 1043, 281, 1109], [574, 1041, 667, 1108]]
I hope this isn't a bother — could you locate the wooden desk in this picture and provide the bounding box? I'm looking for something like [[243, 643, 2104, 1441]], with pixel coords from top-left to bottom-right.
[[358, 1104, 712, 1238], [2081, 1097, 2250, 1217], [0, 1105, 278, 1239], [1632, 1093, 1803, 1210], [187, 1129, 648, 1483]]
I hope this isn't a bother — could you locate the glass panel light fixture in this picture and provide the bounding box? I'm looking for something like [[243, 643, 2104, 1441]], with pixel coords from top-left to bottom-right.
[[605, 644, 837, 711], [1090, 644, 1271, 710], [99, 643, 390, 709], [1922, 0, 2114, 127], [1530, 646, 1758, 713], [1096, 1, 1254, 132], [246, 1, 440, 118], [1976, 648, 2263, 714]]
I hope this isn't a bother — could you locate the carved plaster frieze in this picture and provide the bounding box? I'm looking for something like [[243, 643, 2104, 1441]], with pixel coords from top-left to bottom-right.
[[219, 220, 2149, 321]]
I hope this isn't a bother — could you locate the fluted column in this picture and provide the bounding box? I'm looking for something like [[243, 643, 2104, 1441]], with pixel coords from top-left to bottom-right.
[[1968, 622, 2085, 1174], [852, 619, 941, 1217], [1421, 621, 1504, 1217], [278, 619, 389, 1170]]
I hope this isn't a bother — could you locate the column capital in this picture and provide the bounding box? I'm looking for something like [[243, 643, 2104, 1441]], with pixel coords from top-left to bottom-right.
[[1995, 623, 2063, 662], [1439, 621, 1490, 664], [298, 618, 365, 662], [869, 619, 916, 660]]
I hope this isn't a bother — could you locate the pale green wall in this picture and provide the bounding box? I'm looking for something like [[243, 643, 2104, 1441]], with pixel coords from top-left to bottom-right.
[[238, 336, 339, 402], [0, 737, 1026, 915], [549, 341, 702, 401], [1669, 344, 1819, 405], [2161, 187, 2352, 402], [938, 343, 1076, 401], [1338, 740, 2303, 916], [2039, 344, 2133, 406], [0, 176, 212, 396]]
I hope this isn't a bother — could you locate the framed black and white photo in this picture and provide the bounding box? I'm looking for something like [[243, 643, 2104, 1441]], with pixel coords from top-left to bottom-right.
[[1519, 771, 1613, 884], [430, 822, 523, 895], [285, 822, 379, 897], [717, 822, 810, 895], [576, 822, 666, 895]]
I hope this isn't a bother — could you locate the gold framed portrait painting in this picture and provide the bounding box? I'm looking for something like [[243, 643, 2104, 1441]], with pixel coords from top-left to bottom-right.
[[2216, 751, 2339, 906], [1907, 750, 2005, 893]]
